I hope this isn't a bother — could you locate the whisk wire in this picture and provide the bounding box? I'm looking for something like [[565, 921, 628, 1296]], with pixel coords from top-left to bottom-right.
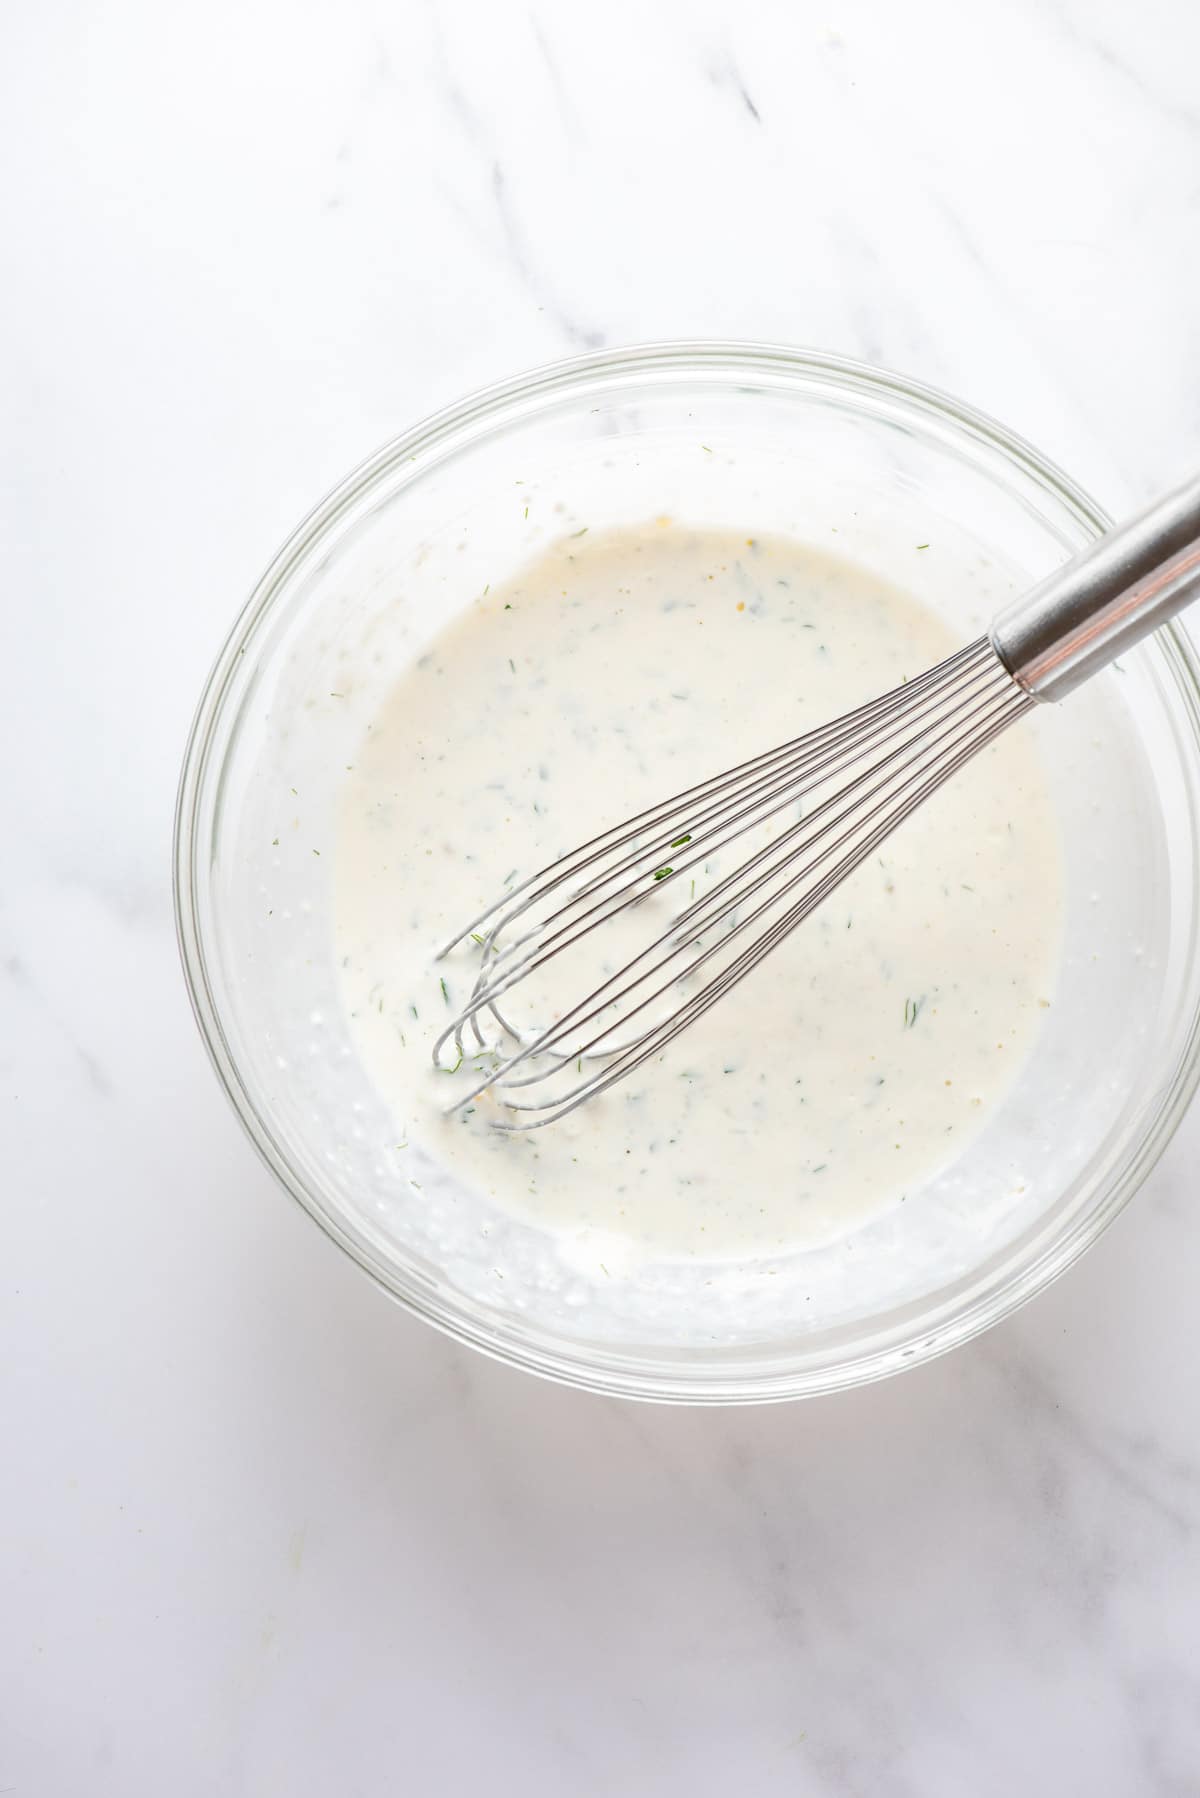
[[434, 638, 1032, 1127], [434, 641, 1001, 1046]]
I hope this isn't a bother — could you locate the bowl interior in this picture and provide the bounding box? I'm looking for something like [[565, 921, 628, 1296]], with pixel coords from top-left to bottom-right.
[[178, 348, 1200, 1399]]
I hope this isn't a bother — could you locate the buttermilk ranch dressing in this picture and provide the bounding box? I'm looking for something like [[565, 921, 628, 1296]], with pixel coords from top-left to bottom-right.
[[335, 524, 1062, 1268]]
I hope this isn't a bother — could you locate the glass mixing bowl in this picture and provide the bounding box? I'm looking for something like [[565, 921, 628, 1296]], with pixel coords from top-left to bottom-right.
[[174, 344, 1200, 1402]]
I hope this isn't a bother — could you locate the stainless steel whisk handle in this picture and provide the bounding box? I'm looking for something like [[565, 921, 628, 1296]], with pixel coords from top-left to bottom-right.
[[991, 474, 1200, 701]]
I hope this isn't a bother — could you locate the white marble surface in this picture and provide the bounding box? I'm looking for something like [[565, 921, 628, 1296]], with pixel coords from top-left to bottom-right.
[[4, 1, 1200, 1791]]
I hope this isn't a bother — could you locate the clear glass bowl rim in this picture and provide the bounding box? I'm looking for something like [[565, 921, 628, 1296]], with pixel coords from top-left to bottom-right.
[[174, 340, 1200, 1404]]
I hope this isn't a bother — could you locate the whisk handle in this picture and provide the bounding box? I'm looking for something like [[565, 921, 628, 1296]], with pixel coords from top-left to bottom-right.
[[990, 474, 1200, 701]]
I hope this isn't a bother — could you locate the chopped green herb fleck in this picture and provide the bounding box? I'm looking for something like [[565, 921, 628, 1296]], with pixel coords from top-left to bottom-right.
[[570, 526, 589, 538], [440, 977, 450, 1006], [916, 542, 930, 550], [470, 931, 486, 946], [812, 1163, 828, 1173], [904, 996, 924, 1029], [653, 866, 672, 881], [509, 657, 516, 674], [670, 833, 692, 848]]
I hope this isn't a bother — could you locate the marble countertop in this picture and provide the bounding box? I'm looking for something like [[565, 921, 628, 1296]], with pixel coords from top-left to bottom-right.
[[5, 2, 1200, 1791]]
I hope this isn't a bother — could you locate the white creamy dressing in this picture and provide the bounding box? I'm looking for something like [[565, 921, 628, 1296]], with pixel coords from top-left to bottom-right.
[[335, 524, 1063, 1269]]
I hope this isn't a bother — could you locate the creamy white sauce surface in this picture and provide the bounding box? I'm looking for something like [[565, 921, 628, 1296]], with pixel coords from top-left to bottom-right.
[[335, 524, 1063, 1269]]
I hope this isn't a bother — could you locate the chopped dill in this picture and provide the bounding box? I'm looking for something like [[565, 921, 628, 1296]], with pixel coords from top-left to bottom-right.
[[670, 833, 692, 848]]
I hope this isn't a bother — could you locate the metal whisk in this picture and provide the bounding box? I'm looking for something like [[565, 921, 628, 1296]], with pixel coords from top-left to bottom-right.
[[435, 476, 1200, 1128]]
